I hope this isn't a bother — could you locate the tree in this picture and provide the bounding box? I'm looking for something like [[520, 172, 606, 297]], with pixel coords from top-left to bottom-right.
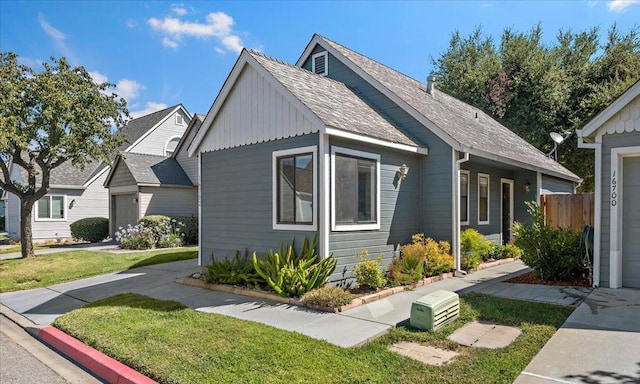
[[0, 53, 127, 258], [433, 25, 640, 191]]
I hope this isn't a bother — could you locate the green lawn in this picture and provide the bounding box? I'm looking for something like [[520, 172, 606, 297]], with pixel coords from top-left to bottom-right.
[[53, 293, 573, 384], [0, 247, 197, 292]]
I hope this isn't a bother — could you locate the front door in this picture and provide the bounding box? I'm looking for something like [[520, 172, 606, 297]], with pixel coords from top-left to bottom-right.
[[501, 179, 514, 245]]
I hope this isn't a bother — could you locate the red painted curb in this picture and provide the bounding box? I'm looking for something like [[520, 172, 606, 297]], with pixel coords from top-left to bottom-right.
[[38, 326, 157, 384]]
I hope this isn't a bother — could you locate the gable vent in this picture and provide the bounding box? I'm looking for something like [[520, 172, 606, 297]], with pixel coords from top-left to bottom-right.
[[312, 51, 328, 76]]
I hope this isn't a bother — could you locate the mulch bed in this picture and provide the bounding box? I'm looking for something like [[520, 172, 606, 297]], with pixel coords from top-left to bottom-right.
[[505, 271, 591, 287]]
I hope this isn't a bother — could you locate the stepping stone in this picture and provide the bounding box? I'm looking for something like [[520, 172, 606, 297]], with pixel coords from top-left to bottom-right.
[[388, 342, 458, 366], [448, 321, 521, 349]]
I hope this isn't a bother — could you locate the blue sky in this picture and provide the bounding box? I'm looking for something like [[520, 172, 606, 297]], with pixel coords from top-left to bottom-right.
[[1, 1, 638, 118]]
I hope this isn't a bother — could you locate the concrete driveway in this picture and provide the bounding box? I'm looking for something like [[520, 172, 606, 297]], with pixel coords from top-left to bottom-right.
[[515, 287, 640, 384]]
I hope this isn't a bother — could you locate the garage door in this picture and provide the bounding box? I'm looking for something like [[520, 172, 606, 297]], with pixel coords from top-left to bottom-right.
[[622, 156, 640, 288], [114, 194, 138, 235]]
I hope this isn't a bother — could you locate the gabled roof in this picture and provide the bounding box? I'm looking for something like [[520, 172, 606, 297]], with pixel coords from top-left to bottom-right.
[[14, 156, 103, 189], [174, 114, 205, 158], [297, 34, 580, 182], [104, 153, 193, 187], [578, 79, 640, 139], [118, 104, 191, 151]]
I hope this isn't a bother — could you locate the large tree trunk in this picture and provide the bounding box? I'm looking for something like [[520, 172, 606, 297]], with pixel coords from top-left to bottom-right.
[[20, 198, 35, 258]]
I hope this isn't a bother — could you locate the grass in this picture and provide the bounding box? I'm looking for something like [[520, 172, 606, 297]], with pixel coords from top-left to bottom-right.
[[53, 292, 573, 384], [0, 247, 197, 292]]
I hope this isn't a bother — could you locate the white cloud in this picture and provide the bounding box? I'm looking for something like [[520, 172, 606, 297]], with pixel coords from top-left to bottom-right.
[[126, 19, 137, 28], [171, 4, 188, 16], [162, 37, 179, 49], [147, 10, 246, 54], [89, 72, 145, 102], [89, 71, 109, 84], [18, 56, 43, 69], [130, 102, 168, 118], [38, 13, 76, 63], [607, 0, 640, 11]]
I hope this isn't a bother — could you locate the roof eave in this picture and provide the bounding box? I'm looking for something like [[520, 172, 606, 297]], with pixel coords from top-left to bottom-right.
[[580, 79, 640, 138]]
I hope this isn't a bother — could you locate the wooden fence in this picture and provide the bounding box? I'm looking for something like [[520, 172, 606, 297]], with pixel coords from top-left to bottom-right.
[[540, 193, 594, 231]]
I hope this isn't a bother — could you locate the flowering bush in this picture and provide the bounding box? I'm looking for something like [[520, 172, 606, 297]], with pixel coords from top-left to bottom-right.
[[115, 218, 186, 250], [115, 224, 155, 250]]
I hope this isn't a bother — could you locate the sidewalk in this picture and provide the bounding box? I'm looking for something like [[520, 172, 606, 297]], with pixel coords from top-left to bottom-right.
[[0, 241, 122, 260]]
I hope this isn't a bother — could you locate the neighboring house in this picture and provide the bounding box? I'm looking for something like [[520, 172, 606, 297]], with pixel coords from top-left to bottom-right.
[[104, 113, 203, 235], [2, 104, 192, 241], [188, 34, 581, 277], [578, 79, 640, 289], [0, 188, 5, 217]]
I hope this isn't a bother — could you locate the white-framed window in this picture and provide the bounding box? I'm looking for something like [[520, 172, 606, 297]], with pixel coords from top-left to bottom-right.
[[35, 195, 66, 221], [311, 51, 328, 76], [331, 146, 380, 231], [460, 170, 470, 225], [164, 136, 181, 156], [175, 114, 185, 126], [272, 146, 317, 231], [478, 173, 490, 225]]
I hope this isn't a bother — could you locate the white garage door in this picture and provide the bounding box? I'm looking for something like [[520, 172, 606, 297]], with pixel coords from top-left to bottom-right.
[[622, 156, 640, 288]]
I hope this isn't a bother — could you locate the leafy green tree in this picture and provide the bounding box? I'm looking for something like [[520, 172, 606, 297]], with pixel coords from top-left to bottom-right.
[[0, 53, 127, 258], [433, 25, 640, 191]]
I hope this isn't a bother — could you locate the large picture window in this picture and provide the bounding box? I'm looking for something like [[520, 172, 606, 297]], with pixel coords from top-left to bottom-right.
[[36, 195, 66, 221], [332, 147, 380, 231], [272, 146, 317, 230], [460, 170, 469, 225], [478, 173, 489, 225]]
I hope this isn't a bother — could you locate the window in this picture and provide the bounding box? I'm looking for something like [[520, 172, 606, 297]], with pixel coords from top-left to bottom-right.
[[460, 170, 469, 225], [311, 51, 328, 76], [272, 146, 317, 230], [175, 114, 184, 125], [36, 195, 65, 221], [332, 147, 380, 231], [478, 173, 489, 225], [165, 137, 181, 156]]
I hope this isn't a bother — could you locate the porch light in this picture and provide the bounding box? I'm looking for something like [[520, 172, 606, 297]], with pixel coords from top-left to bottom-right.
[[132, 198, 138, 204], [525, 182, 531, 193], [398, 164, 409, 180]]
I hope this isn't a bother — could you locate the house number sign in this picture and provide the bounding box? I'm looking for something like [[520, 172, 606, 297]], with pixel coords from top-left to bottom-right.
[[611, 170, 617, 206]]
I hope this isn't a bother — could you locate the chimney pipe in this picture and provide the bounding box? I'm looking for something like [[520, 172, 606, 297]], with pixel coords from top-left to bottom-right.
[[426, 75, 436, 95]]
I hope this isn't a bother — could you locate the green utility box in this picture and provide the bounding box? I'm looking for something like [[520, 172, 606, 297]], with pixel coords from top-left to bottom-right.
[[410, 290, 460, 332]]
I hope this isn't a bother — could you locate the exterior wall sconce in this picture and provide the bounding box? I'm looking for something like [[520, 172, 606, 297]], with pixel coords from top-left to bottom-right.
[[68, 199, 75, 209], [132, 198, 138, 204], [398, 164, 409, 180], [525, 182, 531, 193]]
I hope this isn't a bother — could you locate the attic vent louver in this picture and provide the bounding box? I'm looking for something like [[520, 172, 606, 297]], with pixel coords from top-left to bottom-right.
[[312, 51, 328, 76]]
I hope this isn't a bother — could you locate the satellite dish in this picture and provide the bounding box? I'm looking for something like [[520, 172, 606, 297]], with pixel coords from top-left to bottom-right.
[[550, 132, 565, 144]]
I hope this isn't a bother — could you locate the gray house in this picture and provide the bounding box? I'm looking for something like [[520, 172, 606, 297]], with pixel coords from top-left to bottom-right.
[[189, 34, 580, 276], [3, 104, 192, 241], [578, 79, 640, 289]]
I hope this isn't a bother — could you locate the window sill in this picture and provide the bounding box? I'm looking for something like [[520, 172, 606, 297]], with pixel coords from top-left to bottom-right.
[[332, 223, 380, 231], [34, 218, 67, 222], [273, 223, 316, 231], [477, 221, 490, 225]]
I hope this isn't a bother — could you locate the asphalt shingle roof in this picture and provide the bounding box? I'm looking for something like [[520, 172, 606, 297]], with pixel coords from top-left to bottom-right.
[[317, 35, 580, 181], [118, 153, 193, 186], [249, 51, 419, 147], [16, 157, 103, 187], [118, 104, 182, 151]]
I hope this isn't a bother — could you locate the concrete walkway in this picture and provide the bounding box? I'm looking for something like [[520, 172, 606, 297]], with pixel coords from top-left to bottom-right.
[[0, 241, 123, 260]]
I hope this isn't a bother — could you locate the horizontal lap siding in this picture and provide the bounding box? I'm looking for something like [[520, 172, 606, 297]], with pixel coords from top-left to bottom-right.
[[542, 175, 575, 193], [139, 187, 197, 217], [128, 111, 189, 156], [108, 163, 135, 187], [328, 139, 421, 279], [200, 134, 319, 264], [513, 170, 538, 225], [600, 131, 640, 287]]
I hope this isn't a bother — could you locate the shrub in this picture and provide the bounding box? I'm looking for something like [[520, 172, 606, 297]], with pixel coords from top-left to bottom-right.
[[353, 250, 387, 289], [513, 202, 581, 281], [300, 286, 353, 308], [158, 233, 183, 248], [115, 224, 155, 250], [70, 217, 109, 243], [490, 243, 523, 260], [253, 235, 337, 297], [0, 215, 5, 231], [169, 216, 197, 244], [137, 215, 185, 248], [461, 228, 493, 269], [400, 233, 454, 277], [388, 247, 424, 285], [206, 250, 262, 286]]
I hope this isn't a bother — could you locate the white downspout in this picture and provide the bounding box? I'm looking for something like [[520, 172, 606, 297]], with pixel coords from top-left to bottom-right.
[[197, 153, 202, 266], [319, 133, 330, 258], [453, 150, 469, 275]]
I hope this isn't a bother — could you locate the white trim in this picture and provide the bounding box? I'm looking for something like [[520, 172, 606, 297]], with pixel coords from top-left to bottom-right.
[[311, 51, 328, 76], [164, 136, 182, 156], [477, 173, 490, 225], [198, 153, 202, 266], [536, 172, 543, 204], [609, 146, 640, 288], [272, 146, 318, 231], [125, 105, 188, 153], [453, 150, 469, 272], [459, 169, 470, 226], [593, 139, 602, 287], [319, 133, 330, 258], [331, 146, 381, 231], [500, 178, 514, 244], [175, 113, 185, 126], [86, 166, 110, 188], [34, 194, 67, 222], [581, 80, 640, 138], [324, 128, 428, 155]]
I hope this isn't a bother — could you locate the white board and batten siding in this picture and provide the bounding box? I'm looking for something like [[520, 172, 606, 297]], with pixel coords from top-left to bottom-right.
[[139, 187, 197, 217], [197, 65, 320, 153], [128, 110, 191, 156]]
